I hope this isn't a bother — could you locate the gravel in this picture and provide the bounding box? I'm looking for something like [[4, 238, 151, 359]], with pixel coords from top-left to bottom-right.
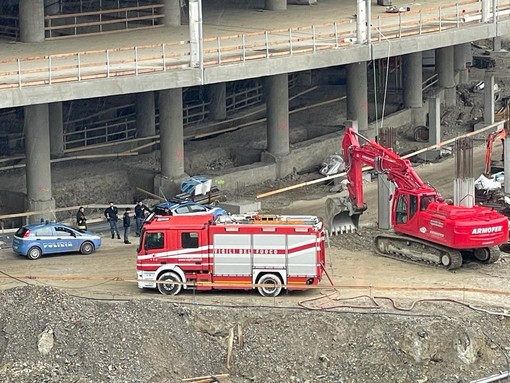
[[0, 286, 509, 382]]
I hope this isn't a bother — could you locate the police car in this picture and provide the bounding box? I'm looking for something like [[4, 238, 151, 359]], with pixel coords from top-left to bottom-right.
[[12, 222, 102, 260]]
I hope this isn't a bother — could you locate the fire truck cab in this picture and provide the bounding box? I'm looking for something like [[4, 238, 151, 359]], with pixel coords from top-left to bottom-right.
[[136, 213, 326, 297]]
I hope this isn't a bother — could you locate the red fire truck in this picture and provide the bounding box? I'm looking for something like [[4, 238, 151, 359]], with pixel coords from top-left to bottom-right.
[[136, 213, 326, 297]]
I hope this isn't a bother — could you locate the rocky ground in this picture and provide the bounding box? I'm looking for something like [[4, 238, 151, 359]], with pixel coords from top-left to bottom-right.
[[0, 285, 509, 383], [2, 38, 510, 382]]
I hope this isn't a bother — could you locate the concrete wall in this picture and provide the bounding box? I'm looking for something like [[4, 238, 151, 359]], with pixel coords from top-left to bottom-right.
[[205, 107, 416, 193]]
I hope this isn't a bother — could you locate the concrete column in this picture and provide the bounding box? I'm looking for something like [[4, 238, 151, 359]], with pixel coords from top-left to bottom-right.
[[377, 176, 395, 230], [454, 43, 470, 85], [403, 52, 423, 108], [24, 104, 55, 223], [504, 138, 510, 195], [483, 71, 495, 125], [136, 92, 156, 154], [265, 74, 290, 156], [19, 0, 45, 42], [493, 36, 502, 52], [208, 83, 227, 121], [159, 88, 184, 178], [346, 62, 368, 132], [436, 46, 456, 107], [265, 0, 287, 11], [49, 102, 64, 157], [163, 0, 181, 26], [428, 96, 440, 146]]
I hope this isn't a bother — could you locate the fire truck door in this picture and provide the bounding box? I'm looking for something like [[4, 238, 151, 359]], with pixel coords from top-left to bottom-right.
[[177, 229, 207, 271]]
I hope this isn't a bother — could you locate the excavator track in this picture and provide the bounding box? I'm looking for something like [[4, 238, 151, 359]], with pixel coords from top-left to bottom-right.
[[374, 233, 463, 270], [472, 246, 500, 264]]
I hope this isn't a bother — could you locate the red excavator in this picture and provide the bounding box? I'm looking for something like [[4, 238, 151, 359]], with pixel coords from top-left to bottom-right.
[[484, 127, 506, 176], [325, 128, 508, 270]]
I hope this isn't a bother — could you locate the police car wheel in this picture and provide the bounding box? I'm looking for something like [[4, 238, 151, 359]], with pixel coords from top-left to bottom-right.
[[27, 246, 42, 260], [157, 272, 182, 295], [257, 274, 283, 297], [80, 241, 94, 255]]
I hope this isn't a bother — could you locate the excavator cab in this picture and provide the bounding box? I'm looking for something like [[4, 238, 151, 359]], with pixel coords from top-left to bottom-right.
[[392, 191, 435, 233]]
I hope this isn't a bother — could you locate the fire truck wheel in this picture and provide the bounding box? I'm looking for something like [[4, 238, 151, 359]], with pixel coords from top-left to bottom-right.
[[157, 272, 182, 295], [257, 274, 283, 297]]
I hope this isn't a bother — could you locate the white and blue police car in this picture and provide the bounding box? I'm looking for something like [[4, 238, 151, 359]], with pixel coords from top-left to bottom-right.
[[12, 222, 102, 260]]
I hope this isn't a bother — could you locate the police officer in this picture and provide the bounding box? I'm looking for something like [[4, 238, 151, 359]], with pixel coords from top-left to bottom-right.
[[134, 200, 150, 237], [76, 206, 87, 231], [104, 201, 120, 239]]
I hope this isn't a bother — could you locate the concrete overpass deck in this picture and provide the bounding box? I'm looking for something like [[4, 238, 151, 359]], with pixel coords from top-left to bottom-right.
[[0, 0, 507, 109]]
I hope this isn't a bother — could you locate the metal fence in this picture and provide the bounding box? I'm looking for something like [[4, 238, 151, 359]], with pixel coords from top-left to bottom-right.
[[0, 1, 505, 90]]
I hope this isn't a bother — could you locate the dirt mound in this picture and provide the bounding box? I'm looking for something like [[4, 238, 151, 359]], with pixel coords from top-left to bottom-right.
[[0, 286, 509, 382]]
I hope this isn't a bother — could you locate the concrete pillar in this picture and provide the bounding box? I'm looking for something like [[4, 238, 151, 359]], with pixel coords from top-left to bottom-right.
[[403, 52, 423, 108], [377, 176, 395, 230], [159, 88, 184, 179], [346, 62, 368, 132], [49, 102, 64, 157], [265, 0, 287, 10], [265, 74, 290, 156], [436, 46, 456, 107], [136, 92, 156, 154], [19, 0, 45, 42], [24, 104, 55, 223], [208, 83, 227, 121], [428, 96, 440, 146], [493, 36, 502, 52], [163, 0, 181, 26], [504, 138, 510, 196], [454, 43, 470, 85], [483, 71, 495, 125], [453, 138, 474, 208]]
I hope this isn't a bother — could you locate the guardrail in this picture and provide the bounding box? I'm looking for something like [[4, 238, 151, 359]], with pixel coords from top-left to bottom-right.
[[0, 1, 504, 91], [45, 3, 165, 39]]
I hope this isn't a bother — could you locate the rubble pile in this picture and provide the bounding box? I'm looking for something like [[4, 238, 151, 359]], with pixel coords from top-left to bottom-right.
[[0, 286, 509, 382]]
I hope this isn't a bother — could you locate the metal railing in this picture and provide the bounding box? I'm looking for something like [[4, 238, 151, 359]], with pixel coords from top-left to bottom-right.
[[44, 3, 165, 39], [0, 1, 505, 91]]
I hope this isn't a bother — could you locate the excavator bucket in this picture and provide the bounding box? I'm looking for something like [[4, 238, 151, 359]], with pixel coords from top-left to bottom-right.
[[324, 197, 362, 235]]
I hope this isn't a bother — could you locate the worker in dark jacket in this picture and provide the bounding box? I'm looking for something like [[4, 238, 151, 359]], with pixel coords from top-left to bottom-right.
[[76, 206, 87, 231], [123, 207, 131, 244], [104, 201, 120, 239]]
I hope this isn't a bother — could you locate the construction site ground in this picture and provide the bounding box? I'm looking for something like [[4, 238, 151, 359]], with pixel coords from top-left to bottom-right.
[[2, 39, 510, 381]]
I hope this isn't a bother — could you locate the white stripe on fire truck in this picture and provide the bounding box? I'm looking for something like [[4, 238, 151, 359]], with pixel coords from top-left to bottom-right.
[[138, 241, 318, 261]]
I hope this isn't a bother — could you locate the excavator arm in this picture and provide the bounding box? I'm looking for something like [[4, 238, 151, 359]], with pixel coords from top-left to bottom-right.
[[342, 128, 435, 211], [484, 128, 506, 176]]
